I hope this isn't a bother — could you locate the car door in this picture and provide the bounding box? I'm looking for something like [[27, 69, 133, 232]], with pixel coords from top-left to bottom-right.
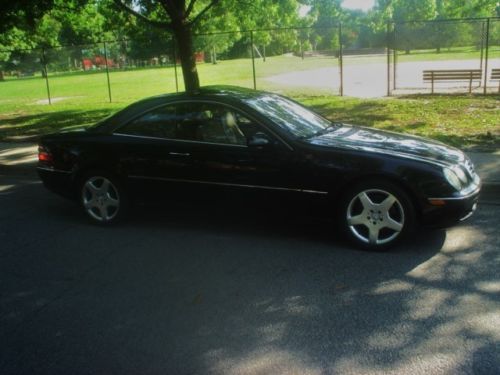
[[112, 100, 313, 194], [112, 103, 198, 183], [179, 101, 309, 192]]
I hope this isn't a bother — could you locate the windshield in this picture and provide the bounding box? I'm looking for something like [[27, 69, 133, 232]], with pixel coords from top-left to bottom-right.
[[244, 94, 333, 139]]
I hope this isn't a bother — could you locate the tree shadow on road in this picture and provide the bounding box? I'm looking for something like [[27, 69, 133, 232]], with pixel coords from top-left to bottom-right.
[[108, 194, 498, 374], [2, 181, 498, 374]]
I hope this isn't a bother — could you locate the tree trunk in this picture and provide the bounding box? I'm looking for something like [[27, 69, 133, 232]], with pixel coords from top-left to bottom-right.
[[212, 46, 217, 64], [0, 71, 4, 81], [174, 23, 200, 92]]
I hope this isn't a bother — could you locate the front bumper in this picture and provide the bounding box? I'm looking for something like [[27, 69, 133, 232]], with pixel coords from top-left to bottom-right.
[[421, 186, 481, 228]]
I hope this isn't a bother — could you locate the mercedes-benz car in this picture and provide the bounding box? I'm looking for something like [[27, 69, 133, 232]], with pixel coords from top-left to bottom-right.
[[37, 86, 480, 249]]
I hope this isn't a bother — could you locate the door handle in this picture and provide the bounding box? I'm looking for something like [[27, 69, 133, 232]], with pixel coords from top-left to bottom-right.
[[169, 152, 191, 157]]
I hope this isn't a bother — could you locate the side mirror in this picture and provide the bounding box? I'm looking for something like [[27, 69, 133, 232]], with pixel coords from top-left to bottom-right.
[[248, 132, 271, 147]]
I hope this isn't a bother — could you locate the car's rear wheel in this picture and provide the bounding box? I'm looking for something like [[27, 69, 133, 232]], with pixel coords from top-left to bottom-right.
[[340, 181, 415, 250], [80, 172, 126, 224]]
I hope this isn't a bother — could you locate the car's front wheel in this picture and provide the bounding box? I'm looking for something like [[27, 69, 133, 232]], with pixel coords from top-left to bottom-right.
[[340, 181, 415, 250], [80, 172, 126, 224]]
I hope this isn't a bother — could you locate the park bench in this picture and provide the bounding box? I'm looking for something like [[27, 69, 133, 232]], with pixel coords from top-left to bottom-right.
[[490, 68, 500, 93], [423, 69, 482, 94]]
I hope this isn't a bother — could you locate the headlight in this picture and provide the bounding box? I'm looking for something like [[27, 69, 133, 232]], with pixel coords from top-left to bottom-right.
[[452, 166, 468, 184], [443, 167, 462, 191]]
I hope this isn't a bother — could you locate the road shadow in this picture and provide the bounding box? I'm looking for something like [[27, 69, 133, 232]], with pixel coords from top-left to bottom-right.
[[2, 180, 498, 374], [122, 189, 446, 255]]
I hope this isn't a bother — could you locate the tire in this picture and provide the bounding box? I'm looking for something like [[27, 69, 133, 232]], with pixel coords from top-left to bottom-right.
[[339, 180, 415, 250], [79, 171, 127, 224]]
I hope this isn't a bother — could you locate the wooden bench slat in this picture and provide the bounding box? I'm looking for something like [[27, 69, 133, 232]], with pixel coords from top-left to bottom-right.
[[423, 75, 482, 79], [423, 75, 481, 77], [423, 69, 483, 93], [491, 68, 500, 80], [423, 78, 481, 81], [423, 70, 481, 73], [423, 72, 482, 74], [423, 76, 481, 80]]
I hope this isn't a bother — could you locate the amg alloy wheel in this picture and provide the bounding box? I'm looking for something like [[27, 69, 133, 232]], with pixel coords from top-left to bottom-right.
[[81, 175, 121, 223], [342, 182, 414, 249]]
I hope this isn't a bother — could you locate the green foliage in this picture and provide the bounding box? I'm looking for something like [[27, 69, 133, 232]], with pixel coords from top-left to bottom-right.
[[1, 0, 499, 63], [392, 0, 436, 22], [0, 0, 56, 33]]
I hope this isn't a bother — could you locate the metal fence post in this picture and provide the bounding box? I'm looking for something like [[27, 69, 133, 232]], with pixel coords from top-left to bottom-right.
[[480, 21, 485, 72], [41, 48, 52, 105], [386, 22, 391, 96], [338, 23, 343, 96], [393, 23, 397, 91], [250, 31, 257, 90], [483, 18, 490, 94], [103, 41, 112, 102], [172, 37, 179, 93]]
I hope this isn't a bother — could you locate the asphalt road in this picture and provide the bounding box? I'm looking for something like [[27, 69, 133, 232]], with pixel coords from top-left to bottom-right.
[[1, 174, 499, 375]]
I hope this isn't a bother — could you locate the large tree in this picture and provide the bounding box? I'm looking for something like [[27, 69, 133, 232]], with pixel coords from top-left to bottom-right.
[[113, 0, 221, 92]]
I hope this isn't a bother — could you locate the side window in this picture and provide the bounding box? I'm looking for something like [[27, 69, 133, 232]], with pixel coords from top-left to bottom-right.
[[118, 105, 178, 139], [234, 112, 264, 139], [118, 102, 268, 146], [182, 103, 247, 146]]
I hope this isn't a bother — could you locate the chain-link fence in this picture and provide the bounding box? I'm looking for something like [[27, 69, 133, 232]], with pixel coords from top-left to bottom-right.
[[487, 17, 500, 92], [392, 18, 500, 95], [1, 17, 499, 109]]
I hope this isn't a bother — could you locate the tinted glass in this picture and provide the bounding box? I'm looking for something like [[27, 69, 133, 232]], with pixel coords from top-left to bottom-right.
[[244, 94, 332, 139], [118, 105, 179, 139], [118, 102, 253, 145]]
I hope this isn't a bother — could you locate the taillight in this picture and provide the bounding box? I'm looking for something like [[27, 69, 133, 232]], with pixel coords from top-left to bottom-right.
[[38, 146, 53, 164]]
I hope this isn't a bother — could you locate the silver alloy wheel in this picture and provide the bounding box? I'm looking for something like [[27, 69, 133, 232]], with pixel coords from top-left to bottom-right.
[[346, 189, 405, 245], [82, 176, 120, 222]]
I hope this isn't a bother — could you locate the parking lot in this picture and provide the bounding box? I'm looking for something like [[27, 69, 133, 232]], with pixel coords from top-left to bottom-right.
[[0, 171, 499, 374]]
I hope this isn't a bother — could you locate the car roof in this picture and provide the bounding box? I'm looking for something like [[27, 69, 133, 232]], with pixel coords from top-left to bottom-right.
[[143, 85, 266, 103], [93, 85, 268, 133]]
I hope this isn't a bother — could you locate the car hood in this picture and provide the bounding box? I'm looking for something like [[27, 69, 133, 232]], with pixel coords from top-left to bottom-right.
[[305, 124, 465, 166]]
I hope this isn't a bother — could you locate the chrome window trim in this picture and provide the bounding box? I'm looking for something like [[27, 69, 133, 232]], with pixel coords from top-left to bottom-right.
[[128, 175, 328, 195], [113, 132, 248, 148], [112, 99, 294, 151]]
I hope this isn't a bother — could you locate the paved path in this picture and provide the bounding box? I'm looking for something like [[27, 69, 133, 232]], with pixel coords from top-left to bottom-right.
[[265, 58, 500, 97]]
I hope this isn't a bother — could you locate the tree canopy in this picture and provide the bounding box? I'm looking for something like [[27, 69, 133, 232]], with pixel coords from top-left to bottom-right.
[[1, 0, 499, 87]]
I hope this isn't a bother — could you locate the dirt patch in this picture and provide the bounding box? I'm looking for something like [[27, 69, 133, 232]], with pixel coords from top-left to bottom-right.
[[35, 96, 83, 105]]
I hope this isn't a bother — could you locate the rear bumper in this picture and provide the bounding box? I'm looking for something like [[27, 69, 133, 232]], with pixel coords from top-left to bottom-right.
[[37, 166, 75, 199], [421, 187, 480, 228]]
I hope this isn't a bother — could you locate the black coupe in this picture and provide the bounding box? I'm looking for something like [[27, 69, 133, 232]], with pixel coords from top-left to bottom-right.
[[38, 86, 481, 249]]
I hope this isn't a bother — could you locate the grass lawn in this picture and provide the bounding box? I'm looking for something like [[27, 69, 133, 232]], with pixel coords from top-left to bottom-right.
[[1, 91, 498, 150], [1, 53, 499, 150], [300, 94, 499, 151]]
